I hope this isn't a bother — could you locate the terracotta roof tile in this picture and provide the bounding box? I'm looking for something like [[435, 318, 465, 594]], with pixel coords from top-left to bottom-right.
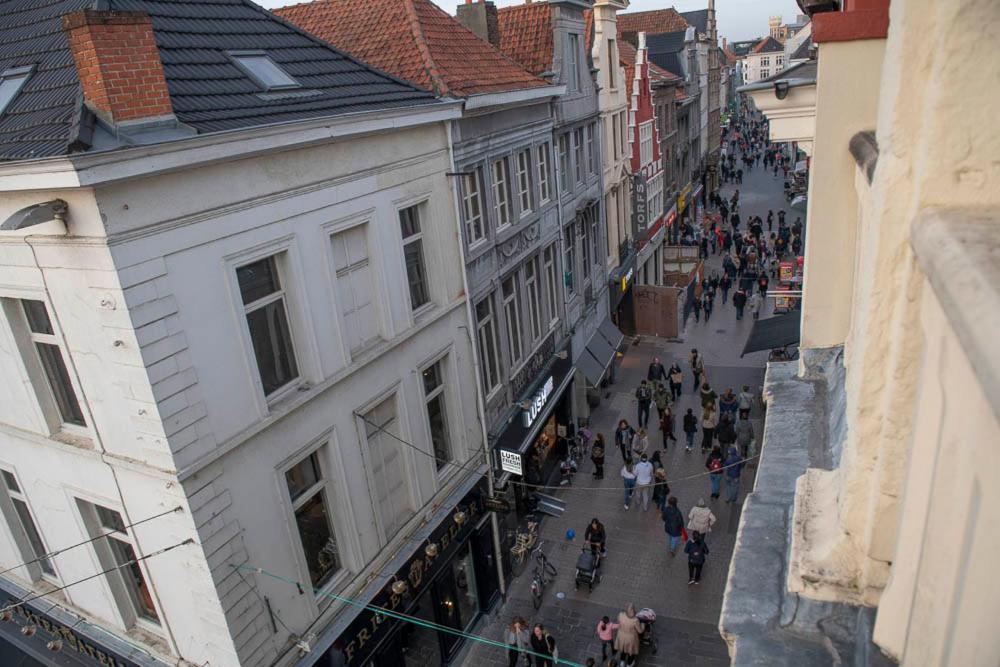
[[277, 0, 547, 97], [496, 3, 554, 76], [617, 8, 690, 37]]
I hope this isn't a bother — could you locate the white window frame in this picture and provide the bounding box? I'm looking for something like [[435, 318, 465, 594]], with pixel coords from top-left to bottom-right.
[[567, 33, 581, 92], [329, 222, 384, 358], [543, 244, 561, 325], [0, 468, 58, 584], [492, 157, 513, 228], [640, 121, 654, 166], [475, 296, 502, 395], [537, 143, 552, 203], [461, 167, 486, 246], [501, 274, 523, 364], [420, 354, 453, 477], [580, 218, 591, 282], [558, 134, 570, 194], [620, 112, 628, 156], [398, 202, 432, 314], [611, 115, 620, 160], [563, 224, 576, 295], [573, 128, 585, 184], [515, 149, 533, 217], [607, 39, 617, 89], [586, 124, 597, 175], [524, 258, 543, 343]]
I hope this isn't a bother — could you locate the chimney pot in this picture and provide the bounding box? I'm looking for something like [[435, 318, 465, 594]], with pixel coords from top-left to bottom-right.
[[63, 10, 173, 124], [455, 0, 500, 48]]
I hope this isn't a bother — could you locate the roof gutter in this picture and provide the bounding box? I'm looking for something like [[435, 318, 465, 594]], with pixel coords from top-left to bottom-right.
[[0, 100, 463, 191], [738, 76, 816, 94], [462, 85, 567, 112]]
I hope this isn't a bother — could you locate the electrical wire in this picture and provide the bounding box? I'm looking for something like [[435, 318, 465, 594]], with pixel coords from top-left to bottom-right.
[[235, 563, 585, 667], [0, 505, 183, 579], [355, 411, 759, 493], [0, 539, 194, 616]]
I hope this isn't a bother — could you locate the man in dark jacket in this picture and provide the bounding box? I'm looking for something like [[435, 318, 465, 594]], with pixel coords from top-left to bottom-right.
[[733, 289, 748, 319], [724, 446, 744, 504], [685, 532, 710, 584], [647, 357, 667, 383], [662, 497, 684, 555], [716, 414, 737, 449], [635, 381, 652, 428]]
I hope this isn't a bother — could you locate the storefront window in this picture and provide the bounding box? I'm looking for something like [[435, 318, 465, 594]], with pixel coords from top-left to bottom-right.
[[451, 544, 479, 632]]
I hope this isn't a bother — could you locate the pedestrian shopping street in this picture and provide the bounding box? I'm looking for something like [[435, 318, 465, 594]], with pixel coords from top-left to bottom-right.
[[462, 154, 792, 666]]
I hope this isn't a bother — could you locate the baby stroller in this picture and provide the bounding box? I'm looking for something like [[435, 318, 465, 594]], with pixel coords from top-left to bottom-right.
[[637, 608, 658, 654], [574, 546, 601, 591]]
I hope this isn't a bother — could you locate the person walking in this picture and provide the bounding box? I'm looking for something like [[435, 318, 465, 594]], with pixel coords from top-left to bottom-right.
[[703, 292, 714, 322], [701, 405, 717, 452], [733, 288, 747, 319], [631, 428, 649, 459], [647, 356, 667, 384], [585, 518, 608, 556], [758, 272, 769, 298], [659, 406, 677, 448], [724, 445, 744, 504], [654, 382, 671, 420], [719, 388, 738, 421], [595, 616, 619, 664], [530, 624, 553, 667], [668, 363, 684, 400], [706, 445, 724, 498], [621, 459, 637, 510], [591, 434, 606, 480], [690, 348, 704, 391], [738, 385, 754, 420], [505, 617, 530, 667], [749, 290, 762, 320], [615, 420, 635, 460], [662, 496, 684, 555], [699, 382, 718, 411], [688, 498, 717, 542], [652, 464, 669, 512], [736, 415, 755, 458], [614, 605, 644, 667], [692, 292, 702, 322], [635, 380, 652, 429], [720, 273, 732, 303], [685, 531, 710, 585], [683, 408, 698, 452], [634, 454, 654, 511]]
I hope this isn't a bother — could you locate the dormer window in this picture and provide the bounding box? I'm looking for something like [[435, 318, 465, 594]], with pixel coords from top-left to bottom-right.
[[229, 51, 300, 91], [0, 66, 33, 118]]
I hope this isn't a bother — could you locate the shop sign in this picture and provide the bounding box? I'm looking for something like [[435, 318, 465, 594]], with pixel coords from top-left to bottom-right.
[[499, 449, 523, 476], [677, 183, 692, 214], [621, 266, 634, 293], [483, 495, 513, 512], [521, 375, 554, 428], [2, 599, 143, 667], [631, 174, 648, 238], [510, 331, 555, 398], [665, 207, 678, 228], [331, 483, 485, 666]]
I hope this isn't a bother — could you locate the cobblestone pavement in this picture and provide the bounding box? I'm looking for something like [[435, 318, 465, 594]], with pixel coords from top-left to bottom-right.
[[461, 158, 789, 667]]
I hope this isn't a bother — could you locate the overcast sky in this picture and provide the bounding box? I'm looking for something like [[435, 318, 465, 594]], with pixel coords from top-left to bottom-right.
[[258, 0, 804, 43]]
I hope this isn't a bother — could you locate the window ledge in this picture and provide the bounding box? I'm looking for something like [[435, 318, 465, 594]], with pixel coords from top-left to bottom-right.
[[911, 208, 1000, 422]]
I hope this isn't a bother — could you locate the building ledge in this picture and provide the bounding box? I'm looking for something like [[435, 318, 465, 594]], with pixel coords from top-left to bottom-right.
[[721, 349, 896, 665], [911, 208, 1000, 423]]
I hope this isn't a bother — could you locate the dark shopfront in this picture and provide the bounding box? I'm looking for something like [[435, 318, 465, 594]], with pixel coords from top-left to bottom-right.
[[312, 478, 500, 667], [609, 253, 637, 335], [0, 575, 164, 667]]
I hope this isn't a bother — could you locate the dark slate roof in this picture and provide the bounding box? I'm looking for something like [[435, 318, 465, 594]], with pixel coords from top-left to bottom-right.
[[751, 36, 785, 55], [646, 30, 687, 78], [0, 0, 438, 162], [791, 36, 813, 61], [680, 9, 709, 36]]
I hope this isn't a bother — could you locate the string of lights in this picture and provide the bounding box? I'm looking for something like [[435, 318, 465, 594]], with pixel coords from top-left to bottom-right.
[[236, 563, 585, 667], [0, 505, 183, 579], [354, 411, 758, 493], [0, 539, 194, 617]]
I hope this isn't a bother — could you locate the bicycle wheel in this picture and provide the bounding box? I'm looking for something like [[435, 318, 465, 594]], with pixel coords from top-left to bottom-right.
[[543, 559, 558, 578], [512, 549, 528, 576]]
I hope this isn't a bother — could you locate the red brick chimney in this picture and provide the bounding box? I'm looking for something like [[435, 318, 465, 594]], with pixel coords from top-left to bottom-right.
[[456, 0, 500, 48], [63, 10, 173, 124]]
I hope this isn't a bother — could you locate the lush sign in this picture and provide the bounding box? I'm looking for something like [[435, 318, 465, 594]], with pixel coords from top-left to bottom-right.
[[521, 376, 554, 428], [499, 449, 523, 476]]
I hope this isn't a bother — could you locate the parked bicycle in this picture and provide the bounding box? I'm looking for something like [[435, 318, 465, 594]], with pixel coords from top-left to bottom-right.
[[530, 546, 558, 610], [509, 517, 539, 575]]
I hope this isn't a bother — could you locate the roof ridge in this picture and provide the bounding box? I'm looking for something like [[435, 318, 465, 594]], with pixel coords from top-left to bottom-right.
[[402, 0, 450, 96]]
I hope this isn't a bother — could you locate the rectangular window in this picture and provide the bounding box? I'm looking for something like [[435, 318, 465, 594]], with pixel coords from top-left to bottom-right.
[[586, 124, 596, 175], [573, 128, 585, 184], [237, 256, 299, 397], [0, 67, 32, 117], [567, 34, 580, 91], [285, 452, 341, 588], [607, 39, 617, 89], [524, 258, 542, 343], [363, 396, 413, 537], [537, 143, 551, 203], [515, 149, 533, 215], [475, 298, 501, 392], [761, 56, 770, 67], [17, 299, 86, 427], [543, 245, 560, 323], [77, 501, 159, 625], [611, 116, 620, 160], [558, 134, 570, 194], [331, 226, 381, 354], [563, 225, 576, 295], [399, 205, 430, 311], [501, 275, 523, 363], [461, 167, 486, 245], [230, 51, 300, 90], [590, 213, 599, 274], [761, 69, 770, 79], [0, 470, 55, 579], [422, 361, 451, 470], [580, 218, 591, 281], [620, 112, 628, 156], [640, 121, 653, 165], [492, 157, 512, 227]]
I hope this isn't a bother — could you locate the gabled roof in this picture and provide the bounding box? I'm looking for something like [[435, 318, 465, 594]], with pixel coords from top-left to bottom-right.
[[496, 3, 554, 76], [790, 36, 813, 61], [751, 36, 785, 55], [722, 46, 740, 65], [645, 30, 688, 78], [680, 9, 709, 36], [619, 41, 680, 87], [276, 0, 547, 98], [617, 8, 690, 37], [0, 0, 437, 162]]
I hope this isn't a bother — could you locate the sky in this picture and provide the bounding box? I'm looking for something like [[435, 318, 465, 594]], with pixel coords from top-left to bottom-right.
[[257, 0, 804, 43]]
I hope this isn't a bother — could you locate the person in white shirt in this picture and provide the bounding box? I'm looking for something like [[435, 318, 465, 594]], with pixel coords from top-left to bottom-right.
[[634, 454, 655, 511], [621, 460, 637, 510]]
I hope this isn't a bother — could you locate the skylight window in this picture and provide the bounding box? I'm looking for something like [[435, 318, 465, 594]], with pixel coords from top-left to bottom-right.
[[229, 51, 300, 91], [0, 66, 33, 118]]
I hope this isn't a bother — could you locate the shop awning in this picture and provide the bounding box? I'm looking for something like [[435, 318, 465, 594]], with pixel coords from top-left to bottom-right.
[[579, 317, 625, 385], [741, 313, 801, 357]]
